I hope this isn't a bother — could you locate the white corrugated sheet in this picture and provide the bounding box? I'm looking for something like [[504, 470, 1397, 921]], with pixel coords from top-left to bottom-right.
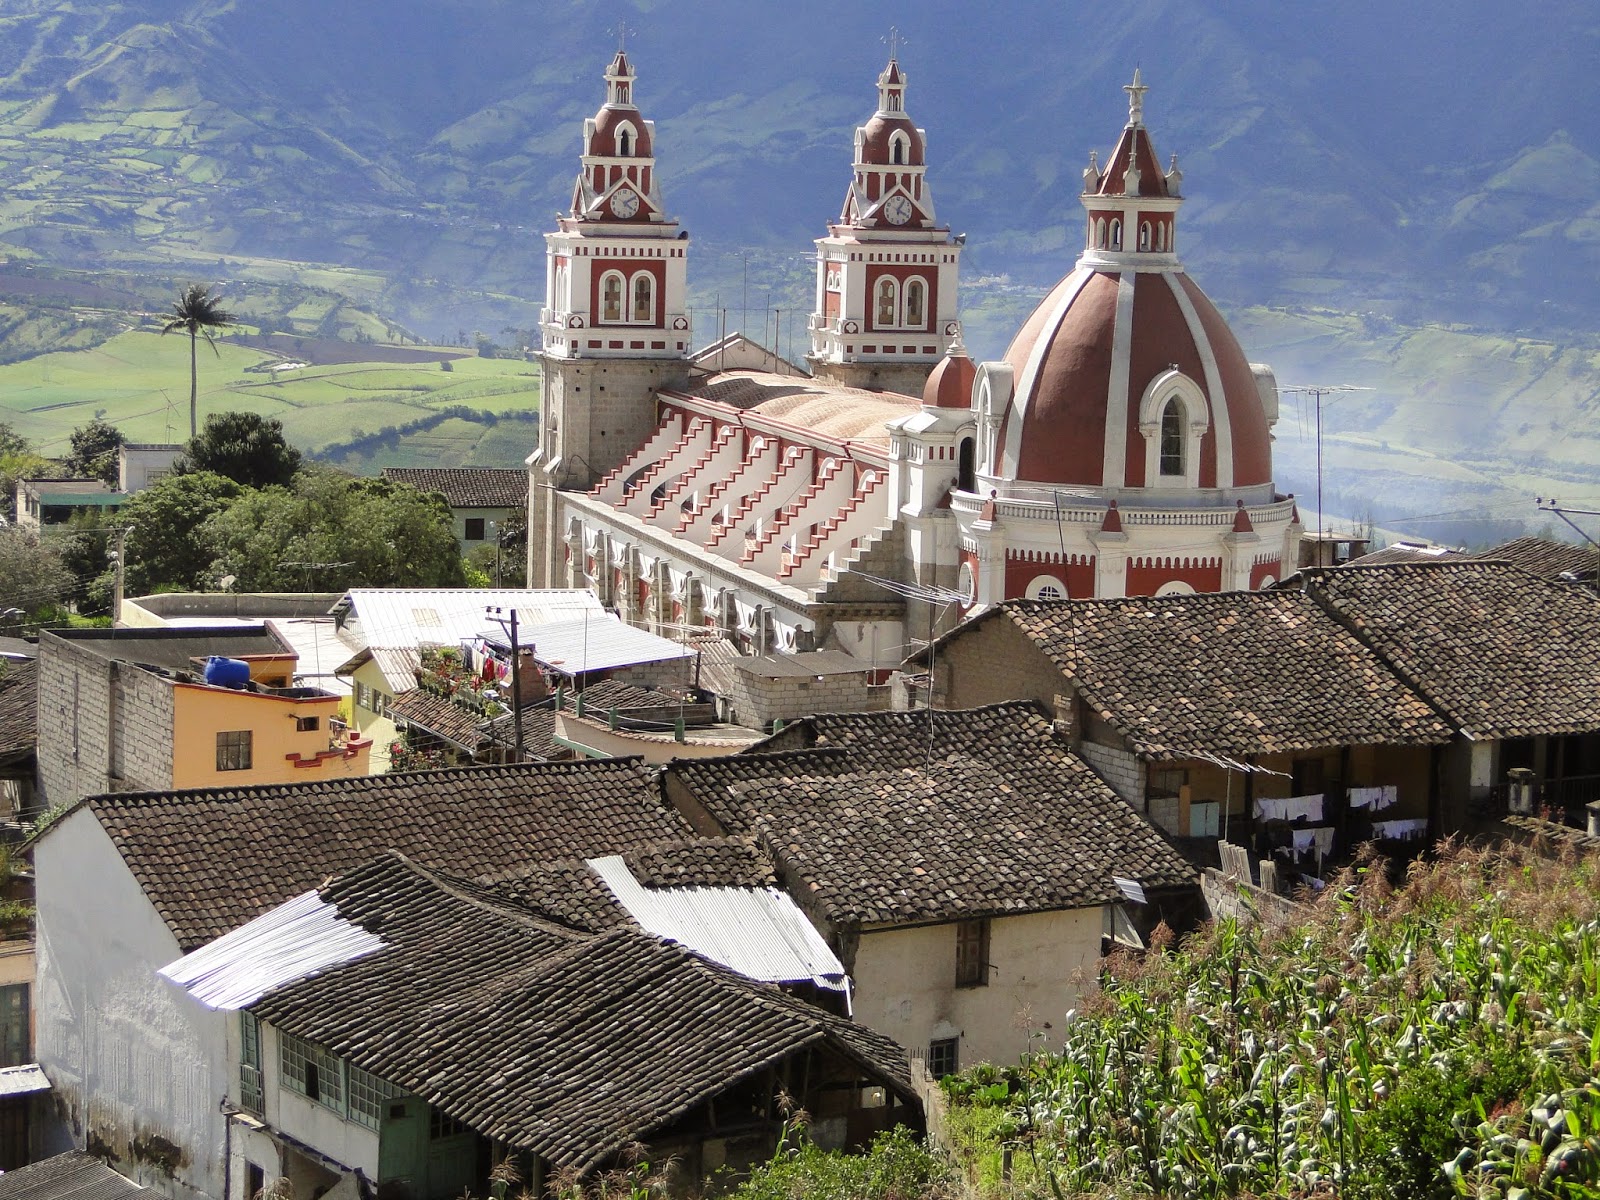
[[0, 1064, 51, 1097], [158, 889, 387, 1010], [588, 856, 848, 994], [336, 589, 604, 651], [496, 616, 696, 675]]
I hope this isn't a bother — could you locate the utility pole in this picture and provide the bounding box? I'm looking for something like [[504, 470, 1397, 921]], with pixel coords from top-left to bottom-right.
[[487, 606, 525, 763], [1535, 498, 1600, 583], [1280, 384, 1373, 554], [111, 524, 134, 625]]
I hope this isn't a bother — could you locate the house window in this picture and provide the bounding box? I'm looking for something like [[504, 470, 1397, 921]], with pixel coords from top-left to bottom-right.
[[354, 681, 371, 711], [239, 1012, 263, 1114], [216, 730, 253, 772], [294, 716, 320, 733], [601, 272, 624, 323], [430, 1109, 469, 1140], [955, 919, 990, 988], [465, 518, 487, 541], [1159, 398, 1185, 476], [0, 985, 27, 1068], [282, 1033, 343, 1109], [927, 1037, 959, 1079], [348, 1064, 398, 1130], [631, 273, 655, 323]]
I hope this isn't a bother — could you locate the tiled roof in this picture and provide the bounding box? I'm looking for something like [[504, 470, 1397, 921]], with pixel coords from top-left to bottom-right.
[[1477, 536, 1598, 581], [669, 704, 1195, 926], [488, 838, 776, 932], [1304, 561, 1600, 740], [252, 853, 913, 1175], [0, 1152, 147, 1200], [79, 758, 693, 950], [983, 591, 1452, 759], [0, 659, 36, 765], [669, 371, 919, 447], [390, 688, 488, 752], [380, 467, 527, 509]]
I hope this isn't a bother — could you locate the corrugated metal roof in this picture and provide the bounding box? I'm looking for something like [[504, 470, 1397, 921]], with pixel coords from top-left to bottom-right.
[[334, 645, 422, 693], [489, 616, 696, 675], [0, 1152, 147, 1200], [588, 855, 847, 992], [334, 589, 604, 651], [0, 1064, 50, 1098], [267, 618, 356, 698], [158, 888, 387, 1010]]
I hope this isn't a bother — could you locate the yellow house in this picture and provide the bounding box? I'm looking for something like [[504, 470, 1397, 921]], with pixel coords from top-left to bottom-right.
[[36, 626, 374, 806], [170, 681, 371, 789]]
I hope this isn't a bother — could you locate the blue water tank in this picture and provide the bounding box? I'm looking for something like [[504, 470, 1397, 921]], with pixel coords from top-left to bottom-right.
[[204, 656, 251, 690]]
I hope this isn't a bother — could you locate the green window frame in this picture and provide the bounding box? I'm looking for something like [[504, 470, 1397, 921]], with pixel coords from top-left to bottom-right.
[[0, 985, 27, 1068]]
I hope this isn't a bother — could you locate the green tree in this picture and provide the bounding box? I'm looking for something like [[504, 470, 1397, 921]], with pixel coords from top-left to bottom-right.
[[176, 411, 302, 490], [161, 284, 235, 438], [201, 466, 465, 592], [0, 423, 53, 521], [0, 526, 74, 619], [62, 418, 125, 485], [116, 471, 244, 595]]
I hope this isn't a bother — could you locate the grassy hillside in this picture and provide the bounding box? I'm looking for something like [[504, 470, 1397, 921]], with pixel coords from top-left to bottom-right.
[[0, 328, 538, 466]]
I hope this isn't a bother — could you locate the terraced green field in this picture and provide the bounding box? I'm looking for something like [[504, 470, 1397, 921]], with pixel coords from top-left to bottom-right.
[[0, 329, 539, 467]]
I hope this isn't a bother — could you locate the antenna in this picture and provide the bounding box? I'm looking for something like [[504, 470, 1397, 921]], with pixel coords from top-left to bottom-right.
[[1279, 383, 1374, 550]]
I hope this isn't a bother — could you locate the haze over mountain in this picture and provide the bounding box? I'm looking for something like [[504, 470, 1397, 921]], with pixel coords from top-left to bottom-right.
[[1, 0, 1597, 539]]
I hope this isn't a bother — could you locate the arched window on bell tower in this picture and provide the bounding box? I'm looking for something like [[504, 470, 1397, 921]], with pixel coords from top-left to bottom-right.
[[890, 133, 908, 165], [1159, 397, 1185, 477], [601, 271, 624, 323], [618, 128, 632, 156], [876, 277, 899, 328], [1110, 218, 1123, 251], [904, 277, 926, 329], [631, 272, 655, 323]]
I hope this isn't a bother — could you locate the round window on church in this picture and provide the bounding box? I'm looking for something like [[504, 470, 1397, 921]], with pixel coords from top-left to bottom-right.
[[958, 562, 976, 604], [1155, 580, 1197, 597], [1025, 574, 1067, 602]]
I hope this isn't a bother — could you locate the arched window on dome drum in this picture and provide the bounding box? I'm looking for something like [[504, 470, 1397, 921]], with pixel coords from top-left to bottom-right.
[[904, 277, 926, 329], [958, 437, 976, 493], [1159, 398, 1185, 476], [1110, 219, 1123, 251], [890, 134, 907, 165], [1139, 221, 1152, 251], [618, 128, 632, 156], [631, 272, 654, 323], [601, 272, 624, 323], [1094, 218, 1106, 249], [876, 278, 899, 328], [1025, 574, 1067, 602]]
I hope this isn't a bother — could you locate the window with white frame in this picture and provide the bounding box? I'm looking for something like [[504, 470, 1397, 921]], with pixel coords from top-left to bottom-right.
[[631, 272, 655, 323], [1159, 398, 1186, 477], [875, 278, 898, 327], [601, 272, 624, 323], [903, 277, 926, 329]]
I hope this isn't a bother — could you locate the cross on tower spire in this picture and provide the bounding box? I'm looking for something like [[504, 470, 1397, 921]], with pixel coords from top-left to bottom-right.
[[883, 25, 904, 59], [1124, 67, 1148, 126], [611, 21, 633, 53]]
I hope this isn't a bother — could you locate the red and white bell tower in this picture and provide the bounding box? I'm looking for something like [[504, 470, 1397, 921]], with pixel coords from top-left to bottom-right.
[[530, 49, 693, 587], [807, 54, 962, 396]]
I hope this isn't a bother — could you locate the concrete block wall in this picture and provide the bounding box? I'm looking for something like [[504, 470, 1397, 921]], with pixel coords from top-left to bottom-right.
[[37, 636, 176, 808], [725, 670, 891, 730], [1078, 739, 1146, 810], [934, 618, 1072, 712]]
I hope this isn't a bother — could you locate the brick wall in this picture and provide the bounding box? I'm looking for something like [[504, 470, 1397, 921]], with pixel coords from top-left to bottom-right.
[[934, 616, 1070, 711]]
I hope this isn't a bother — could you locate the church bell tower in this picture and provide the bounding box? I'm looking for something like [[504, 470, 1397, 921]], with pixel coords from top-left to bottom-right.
[[808, 54, 962, 396], [530, 48, 692, 586]]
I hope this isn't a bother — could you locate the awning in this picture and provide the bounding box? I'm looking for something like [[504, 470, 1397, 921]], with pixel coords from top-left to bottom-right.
[[0, 1064, 51, 1097]]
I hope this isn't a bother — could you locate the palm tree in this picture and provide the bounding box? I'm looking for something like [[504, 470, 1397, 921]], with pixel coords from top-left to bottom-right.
[[162, 284, 235, 438]]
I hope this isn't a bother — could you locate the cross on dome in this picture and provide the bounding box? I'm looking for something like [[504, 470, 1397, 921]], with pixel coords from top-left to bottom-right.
[[1124, 67, 1149, 127]]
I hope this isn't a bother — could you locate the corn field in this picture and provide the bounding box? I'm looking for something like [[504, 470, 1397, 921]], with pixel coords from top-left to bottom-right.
[[948, 842, 1600, 1199]]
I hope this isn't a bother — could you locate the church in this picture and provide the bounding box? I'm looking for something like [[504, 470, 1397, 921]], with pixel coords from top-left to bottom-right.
[[527, 49, 1301, 659]]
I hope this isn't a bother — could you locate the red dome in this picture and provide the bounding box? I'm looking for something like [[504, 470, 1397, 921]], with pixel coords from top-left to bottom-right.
[[995, 267, 1272, 490], [923, 345, 975, 409], [859, 113, 924, 166], [587, 105, 653, 158]]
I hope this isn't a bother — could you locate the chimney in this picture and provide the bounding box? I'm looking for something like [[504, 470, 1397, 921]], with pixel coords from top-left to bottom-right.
[[517, 648, 547, 704]]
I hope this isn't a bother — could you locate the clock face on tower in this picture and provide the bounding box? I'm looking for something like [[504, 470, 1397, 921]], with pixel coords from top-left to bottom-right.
[[882, 194, 914, 226], [609, 188, 640, 219]]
